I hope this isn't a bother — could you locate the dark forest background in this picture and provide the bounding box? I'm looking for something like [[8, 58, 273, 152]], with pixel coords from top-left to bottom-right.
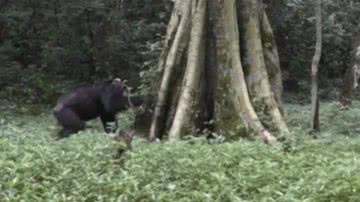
[[0, 0, 359, 104], [3, 1, 360, 201]]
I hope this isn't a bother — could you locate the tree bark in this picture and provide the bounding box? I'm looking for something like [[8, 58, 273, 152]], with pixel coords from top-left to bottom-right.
[[149, 0, 192, 141], [168, 0, 207, 140], [340, 38, 360, 108], [260, 11, 284, 110], [214, 0, 277, 143], [149, 0, 288, 144], [310, 0, 322, 132], [239, 0, 289, 137]]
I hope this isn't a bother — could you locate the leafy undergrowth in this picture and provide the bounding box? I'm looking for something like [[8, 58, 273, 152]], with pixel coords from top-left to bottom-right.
[[1, 102, 360, 201]]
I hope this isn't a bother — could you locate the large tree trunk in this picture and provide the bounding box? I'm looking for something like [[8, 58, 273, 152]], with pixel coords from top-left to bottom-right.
[[149, 0, 192, 141], [239, 0, 288, 136], [260, 11, 284, 111], [168, 0, 207, 140], [149, 0, 289, 144], [310, 0, 322, 132]]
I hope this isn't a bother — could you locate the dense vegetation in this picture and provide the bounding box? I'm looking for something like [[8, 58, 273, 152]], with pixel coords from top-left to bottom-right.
[[2, 0, 360, 201], [1, 102, 360, 201], [0, 0, 359, 103], [271, 0, 360, 95], [0, 0, 171, 103]]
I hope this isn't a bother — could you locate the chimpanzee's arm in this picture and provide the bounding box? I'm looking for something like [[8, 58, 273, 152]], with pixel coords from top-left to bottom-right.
[[101, 87, 113, 113], [100, 113, 118, 133]]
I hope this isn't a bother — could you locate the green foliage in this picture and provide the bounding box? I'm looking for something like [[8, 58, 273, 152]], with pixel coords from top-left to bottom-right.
[[2, 102, 360, 201], [0, 71, 83, 105], [288, 101, 360, 137], [3, 0, 360, 104], [270, 0, 360, 94], [0, 0, 171, 101]]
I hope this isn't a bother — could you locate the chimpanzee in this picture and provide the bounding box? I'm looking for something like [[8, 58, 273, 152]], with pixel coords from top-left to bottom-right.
[[53, 78, 135, 137]]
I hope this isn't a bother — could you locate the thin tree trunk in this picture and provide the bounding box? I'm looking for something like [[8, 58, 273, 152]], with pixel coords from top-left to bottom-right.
[[0, 0, 8, 42], [340, 66, 355, 107], [310, 0, 322, 132], [85, 9, 97, 78], [119, 0, 128, 17], [53, 0, 60, 30], [340, 38, 360, 108]]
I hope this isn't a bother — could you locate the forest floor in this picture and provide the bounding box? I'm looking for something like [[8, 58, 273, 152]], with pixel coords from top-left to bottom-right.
[[1, 101, 360, 201]]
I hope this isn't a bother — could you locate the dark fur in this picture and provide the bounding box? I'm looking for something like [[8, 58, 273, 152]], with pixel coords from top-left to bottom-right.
[[53, 79, 132, 137]]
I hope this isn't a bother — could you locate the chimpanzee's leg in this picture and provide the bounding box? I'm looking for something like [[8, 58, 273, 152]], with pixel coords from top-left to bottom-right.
[[54, 107, 85, 138], [100, 113, 117, 133]]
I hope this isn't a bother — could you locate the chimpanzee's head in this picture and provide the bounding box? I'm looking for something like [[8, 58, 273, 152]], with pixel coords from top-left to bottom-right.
[[110, 78, 128, 95], [101, 78, 129, 112]]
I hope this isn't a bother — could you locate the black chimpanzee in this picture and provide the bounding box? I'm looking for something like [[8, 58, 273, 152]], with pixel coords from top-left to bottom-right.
[[53, 78, 135, 137]]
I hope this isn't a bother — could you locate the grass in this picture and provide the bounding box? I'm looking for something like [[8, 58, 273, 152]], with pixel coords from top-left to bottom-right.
[[1, 101, 360, 201]]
